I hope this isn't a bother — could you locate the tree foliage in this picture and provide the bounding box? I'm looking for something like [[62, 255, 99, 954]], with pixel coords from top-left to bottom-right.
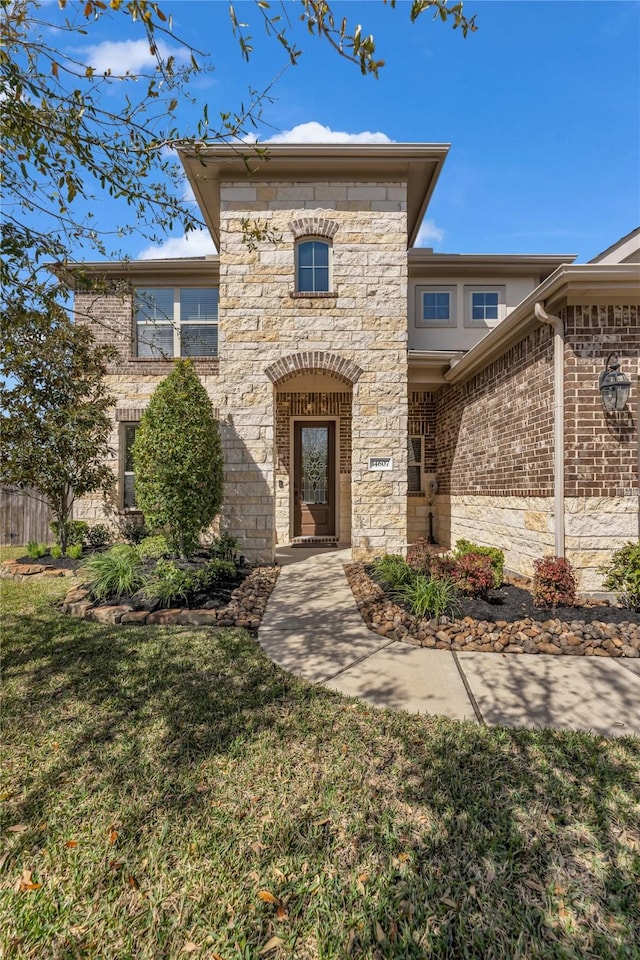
[[0, 303, 116, 552], [132, 359, 224, 557], [1, 0, 476, 311]]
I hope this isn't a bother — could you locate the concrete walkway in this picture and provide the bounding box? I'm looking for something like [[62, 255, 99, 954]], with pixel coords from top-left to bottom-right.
[[259, 548, 640, 738]]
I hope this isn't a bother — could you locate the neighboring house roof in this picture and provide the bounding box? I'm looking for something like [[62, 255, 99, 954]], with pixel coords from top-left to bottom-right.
[[176, 142, 450, 249], [408, 250, 576, 278], [444, 262, 640, 384], [589, 226, 640, 264], [58, 257, 219, 287]]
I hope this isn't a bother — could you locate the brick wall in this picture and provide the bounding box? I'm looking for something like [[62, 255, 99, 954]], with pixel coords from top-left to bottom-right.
[[563, 304, 639, 498], [435, 325, 555, 496]]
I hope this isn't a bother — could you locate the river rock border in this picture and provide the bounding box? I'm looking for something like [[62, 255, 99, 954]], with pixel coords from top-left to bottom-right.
[[59, 565, 280, 630], [345, 562, 640, 659]]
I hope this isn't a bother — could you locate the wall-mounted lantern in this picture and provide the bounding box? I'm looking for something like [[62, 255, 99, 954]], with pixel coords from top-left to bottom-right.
[[599, 353, 631, 412]]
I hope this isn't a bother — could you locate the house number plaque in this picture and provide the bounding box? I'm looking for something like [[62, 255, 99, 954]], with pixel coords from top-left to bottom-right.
[[368, 456, 393, 471]]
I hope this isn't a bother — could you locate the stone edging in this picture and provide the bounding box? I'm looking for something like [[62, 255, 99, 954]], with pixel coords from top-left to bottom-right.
[[345, 563, 640, 659], [60, 566, 280, 629], [1, 560, 74, 579]]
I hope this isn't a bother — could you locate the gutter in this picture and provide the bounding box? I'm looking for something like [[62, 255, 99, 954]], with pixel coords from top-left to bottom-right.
[[534, 303, 565, 558]]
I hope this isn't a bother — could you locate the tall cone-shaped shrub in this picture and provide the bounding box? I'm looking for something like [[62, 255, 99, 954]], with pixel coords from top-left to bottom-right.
[[133, 359, 223, 557]]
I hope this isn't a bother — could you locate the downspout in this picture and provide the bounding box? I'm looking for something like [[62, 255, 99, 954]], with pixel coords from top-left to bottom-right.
[[534, 302, 565, 557]]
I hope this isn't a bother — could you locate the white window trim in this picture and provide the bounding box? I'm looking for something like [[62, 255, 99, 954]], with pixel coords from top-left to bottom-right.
[[294, 237, 333, 295], [463, 285, 506, 328], [415, 285, 457, 328], [135, 287, 218, 359], [408, 435, 423, 493]]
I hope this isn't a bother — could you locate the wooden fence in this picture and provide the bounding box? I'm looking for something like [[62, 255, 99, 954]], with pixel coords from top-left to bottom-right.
[[0, 487, 52, 546]]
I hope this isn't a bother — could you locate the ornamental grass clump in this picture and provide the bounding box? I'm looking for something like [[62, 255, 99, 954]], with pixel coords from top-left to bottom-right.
[[371, 553, 414, 590], [134, 559, 196, 609], [81, 545, 144, 601], [395, 574, 460, 623], [533, 556, 577, 608], [600, 541, 640, 611], [133, 359, 223, 558]]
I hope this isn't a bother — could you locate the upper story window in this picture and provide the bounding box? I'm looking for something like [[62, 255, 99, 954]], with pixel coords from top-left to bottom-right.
[[296, 240, 331, 293], [415, 285, 457, 328], [135, 287, 219, 358], [464, 286, 505, 328]]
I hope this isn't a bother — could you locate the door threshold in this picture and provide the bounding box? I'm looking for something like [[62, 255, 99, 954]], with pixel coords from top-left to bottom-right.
[[290, 536, 339, 548]]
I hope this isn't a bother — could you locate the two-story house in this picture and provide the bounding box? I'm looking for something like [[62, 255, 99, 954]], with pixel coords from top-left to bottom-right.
[[69, 143, 640, 592]]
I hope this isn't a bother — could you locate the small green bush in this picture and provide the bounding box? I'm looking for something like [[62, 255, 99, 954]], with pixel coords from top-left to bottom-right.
[[396, 575, 460, 623], [454, 539, 505, 587], [208, 533, 240, 562], [196, 558, 237, 589], [533, 556, 576, 608], [50, 520, 88, 547], [66, 544, 83, 560], [26, 541, 48, 560], [81, 545, 144, 601], [134, 560, 196, 608], [50, 544, 63, 559], [86, 524, 111, 549], [372, 554, 414, 590], [600, 541, 640, 611], [121, 519, 149, 545], [137, 534, 171, 561]]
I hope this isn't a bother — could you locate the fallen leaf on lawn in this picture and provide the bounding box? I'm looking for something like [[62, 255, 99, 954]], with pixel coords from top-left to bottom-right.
[[272, 868, 285, 881], [19, 869, 41, 891], [65, 840, 78, 848], [358, 872, 370, 884], [7, 824, 28, 833], [127, 874, 139, 889], [375, 921, 386, 943], [397, 852, 411, 862], [257, 890, 279, 904], [249, 870, 260, 882], [259, 937, 284, 955], [52, 742, 60, 750], [0, 792, 14, 802], [313, 818, 330, 827], [181, 943, 199, 954], [440, 897, 457, 909], [109, 859, 125, 870], [109, 830, 119, 845], [251, 841, 265, 854], [345, 930, 356, 955], [276, 904, 288, 920]]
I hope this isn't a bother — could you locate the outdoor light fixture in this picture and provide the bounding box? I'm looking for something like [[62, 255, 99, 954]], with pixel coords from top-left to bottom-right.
[[599, 353, 631, 412]]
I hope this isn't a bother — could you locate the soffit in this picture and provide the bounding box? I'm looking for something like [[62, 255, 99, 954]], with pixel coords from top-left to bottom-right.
[[58, 258, 220, 289], [177, 143, 449, 248], [408, 252, 576, 279]]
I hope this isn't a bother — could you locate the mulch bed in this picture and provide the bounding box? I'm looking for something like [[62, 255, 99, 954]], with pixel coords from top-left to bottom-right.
[[345, 562, 640, 659]]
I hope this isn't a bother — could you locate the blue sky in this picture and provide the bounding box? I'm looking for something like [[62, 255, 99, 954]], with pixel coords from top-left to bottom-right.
[[33, 0, 640, 263]]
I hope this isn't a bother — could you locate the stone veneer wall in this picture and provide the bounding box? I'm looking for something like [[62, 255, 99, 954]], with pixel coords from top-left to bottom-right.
[[218, 181, 409, 561]]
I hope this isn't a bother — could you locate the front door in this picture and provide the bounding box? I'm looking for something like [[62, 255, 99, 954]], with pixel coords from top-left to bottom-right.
[[293, 422, 336, 537]]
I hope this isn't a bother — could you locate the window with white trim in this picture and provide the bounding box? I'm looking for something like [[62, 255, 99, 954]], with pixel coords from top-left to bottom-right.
[[295, 239, 331, 293], [415, 285, 457, 328], [122, 423, 138, 509], [464, 285, 505, 327], [408, 436, 423, 493], [135, 287, 219, 358]]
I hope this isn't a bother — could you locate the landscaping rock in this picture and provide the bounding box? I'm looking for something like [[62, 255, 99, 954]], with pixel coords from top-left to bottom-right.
[[178, 610, 219, 626], [146, 609, 183, 625], [88, 605, 132, 625], [121, 611, 149, 625]]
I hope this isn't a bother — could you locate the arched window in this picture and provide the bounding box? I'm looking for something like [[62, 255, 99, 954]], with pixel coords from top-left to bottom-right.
[[296, 239, 331, 293]]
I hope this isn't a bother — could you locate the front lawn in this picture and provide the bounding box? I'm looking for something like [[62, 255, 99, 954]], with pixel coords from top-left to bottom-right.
[[1, 577, 639, 959]]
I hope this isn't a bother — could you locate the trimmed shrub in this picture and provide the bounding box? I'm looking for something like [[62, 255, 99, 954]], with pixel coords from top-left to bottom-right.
[[137, 535, 171, 561], [50, 544, 63, 559], [26, 541, 47, 560], [50, 519, 88, 547], [396, 575, 460, 623], [133, 359, 224, 558], [81, 545, 144, 601], [371, 554, 414, 590], [600, 541, 640, 611], [451, 553, 495, 599], [66, 544, 83, 560], [121, 519, 149, 545], [208, 533, 240, 562], [406, 537, 433, 574], [86, 524, 111, 549], [429, 555, 457, 581], [134, 560, 196, 609], [454, 539, 505, 587], [533, 556, 577, 608], [196, 559, 237, 589]]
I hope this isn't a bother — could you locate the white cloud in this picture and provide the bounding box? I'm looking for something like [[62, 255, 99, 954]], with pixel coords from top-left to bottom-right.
[[86, 39, 187, 76], [415, 218, 444, 248], [138, 229, 216, 260], [245, 121, 393, 145]]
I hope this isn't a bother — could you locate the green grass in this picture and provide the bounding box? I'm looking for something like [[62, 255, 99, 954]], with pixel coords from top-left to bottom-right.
[[1, 577, 639, 959]]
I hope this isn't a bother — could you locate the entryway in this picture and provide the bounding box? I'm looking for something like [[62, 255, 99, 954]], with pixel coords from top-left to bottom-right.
[[293, 421, 336, 538]]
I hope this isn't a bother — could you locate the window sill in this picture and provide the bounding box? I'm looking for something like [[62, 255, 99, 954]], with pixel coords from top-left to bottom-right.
[[408, 490, 426, 498], [289, 291, 337, 300]]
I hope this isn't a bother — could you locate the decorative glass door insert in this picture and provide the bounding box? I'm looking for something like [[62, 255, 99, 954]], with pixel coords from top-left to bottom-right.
[[293, 422, 336, 538], [301, 427, 329, 504]]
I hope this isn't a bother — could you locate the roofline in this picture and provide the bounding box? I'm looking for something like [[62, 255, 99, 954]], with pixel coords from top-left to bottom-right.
[[444, 263, 640, 384], [589, 226, 640, 263], [176, 142, 450, 248], [408, 251, 576, 277], [55, 257, 219, 288]]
